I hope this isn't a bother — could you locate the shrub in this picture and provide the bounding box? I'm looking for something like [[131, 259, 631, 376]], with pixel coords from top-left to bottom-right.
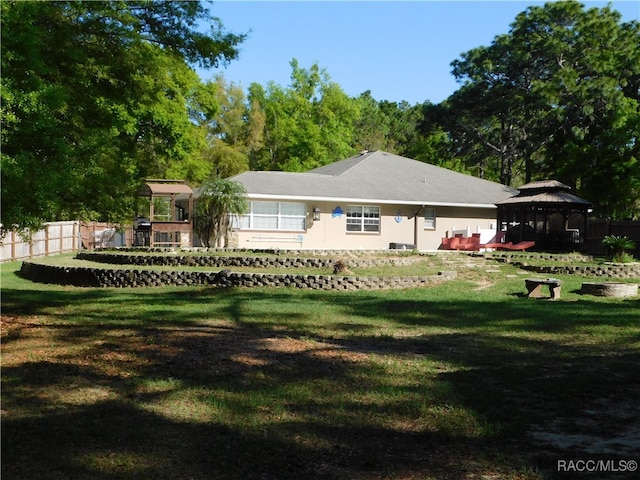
[[602, 235, 636, 263]]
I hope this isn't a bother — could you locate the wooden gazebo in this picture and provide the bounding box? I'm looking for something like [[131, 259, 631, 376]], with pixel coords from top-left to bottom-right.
[[495, 180, 592, 252], [134, 180, 193, 248]]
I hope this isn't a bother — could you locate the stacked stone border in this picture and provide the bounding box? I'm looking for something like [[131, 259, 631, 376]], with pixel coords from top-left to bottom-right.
[[76, 251, 422, 269], [19, 249, 639, 289], [482, 252, 639, 278], [517, 263, 640, 278], [19, 261, 456, 290], [484, 252, 594, 263]]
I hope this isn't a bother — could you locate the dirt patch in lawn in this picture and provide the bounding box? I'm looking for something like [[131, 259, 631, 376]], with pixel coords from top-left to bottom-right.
[[530, 396, 640, 456]]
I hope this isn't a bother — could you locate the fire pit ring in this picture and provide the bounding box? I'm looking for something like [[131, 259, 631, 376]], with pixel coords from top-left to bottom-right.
[[581, 282, 638, 297]]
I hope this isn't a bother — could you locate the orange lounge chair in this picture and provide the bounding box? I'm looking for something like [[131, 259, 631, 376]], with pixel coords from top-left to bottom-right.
[[498, 241, 535, 251], [478, 232, 507, 250], [481, 242, 509, 249]]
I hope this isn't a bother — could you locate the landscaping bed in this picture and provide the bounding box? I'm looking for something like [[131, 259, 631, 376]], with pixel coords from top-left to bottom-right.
[[19, 251, 456, 290], [19, 260, 456, 290], [76, 250, 425, 269]]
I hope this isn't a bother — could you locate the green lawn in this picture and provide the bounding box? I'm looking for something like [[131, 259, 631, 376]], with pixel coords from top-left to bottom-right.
[[2, 258, 639, 479]]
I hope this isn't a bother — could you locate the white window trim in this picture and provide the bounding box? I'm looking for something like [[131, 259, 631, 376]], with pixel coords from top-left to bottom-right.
[[239, 201, 307, 231], [346, 205, 380, 233], [424, 208, 436, 230]]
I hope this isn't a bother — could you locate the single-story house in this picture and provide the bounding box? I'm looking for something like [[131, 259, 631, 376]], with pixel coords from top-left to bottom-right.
[[220, 150, 516, 251]]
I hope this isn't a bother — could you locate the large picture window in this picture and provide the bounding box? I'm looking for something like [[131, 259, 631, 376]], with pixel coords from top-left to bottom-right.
[[346, 205, 380, 232], [238, 201, 306, 231]]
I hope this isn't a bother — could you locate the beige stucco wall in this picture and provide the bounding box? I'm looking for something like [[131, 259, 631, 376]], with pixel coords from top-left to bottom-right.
[[233, 200, 499, 251]]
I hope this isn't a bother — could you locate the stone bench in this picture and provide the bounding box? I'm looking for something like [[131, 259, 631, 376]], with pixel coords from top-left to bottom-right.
[[525, 278, 562, 300]]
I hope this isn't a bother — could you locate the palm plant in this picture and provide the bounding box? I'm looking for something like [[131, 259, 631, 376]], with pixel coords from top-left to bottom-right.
[[195, 178, 248, 248], [601, 235, 636, 263]]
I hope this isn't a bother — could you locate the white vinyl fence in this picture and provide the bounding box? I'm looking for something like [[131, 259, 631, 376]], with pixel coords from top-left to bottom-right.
[[0, 221, 80, 262]]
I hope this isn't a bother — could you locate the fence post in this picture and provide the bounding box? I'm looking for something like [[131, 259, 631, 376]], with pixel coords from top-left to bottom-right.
[[45, 224, 50, 256]]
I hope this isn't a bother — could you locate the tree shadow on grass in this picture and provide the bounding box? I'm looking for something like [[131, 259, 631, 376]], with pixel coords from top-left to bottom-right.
[[3, 281, 639, 479], [2, 320, 532, 480], [3, 396, 516, 480]]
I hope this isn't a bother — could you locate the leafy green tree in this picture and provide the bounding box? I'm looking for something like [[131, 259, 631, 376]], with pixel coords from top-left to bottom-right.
[[197, 77, 253, 179], [447, 21, 551, 186], [384, 100, 431, 159], [1, 0, 245, 232], [194, 177, 248, 247], [164, 79, 222, 183], [352, 91, 391, 152], [519, 2, 640, 218], [351, 94, 426, 156], [202, 141, 250, 180], [247, 60, 358, 171], [440, 0, 639, 217]]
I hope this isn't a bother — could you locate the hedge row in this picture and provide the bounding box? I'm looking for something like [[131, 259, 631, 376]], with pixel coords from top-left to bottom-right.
[[19, 262, 456, 290]]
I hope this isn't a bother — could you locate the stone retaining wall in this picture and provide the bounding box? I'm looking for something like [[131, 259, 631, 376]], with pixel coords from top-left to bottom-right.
[[107, 247, 411, 256], [19, 261, 456, 290], [519, 264, 640, 278], [77, 252, 420, 269], [486, 253, 593, 262]]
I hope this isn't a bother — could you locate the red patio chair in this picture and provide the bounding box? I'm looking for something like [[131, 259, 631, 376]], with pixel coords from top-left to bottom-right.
[[448, 237, 461, 250], [456, 235, 481, 251]]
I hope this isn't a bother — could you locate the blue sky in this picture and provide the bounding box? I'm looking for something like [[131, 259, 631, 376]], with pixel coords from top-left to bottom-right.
[[200, 1, 640, 104]]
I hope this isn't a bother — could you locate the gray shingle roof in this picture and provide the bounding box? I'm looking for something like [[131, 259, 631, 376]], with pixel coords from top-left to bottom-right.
[[496, 179, 592, 206], [517, 180, 571, 191], [229, 150, 516, 207], [495, 190, 592, 206]]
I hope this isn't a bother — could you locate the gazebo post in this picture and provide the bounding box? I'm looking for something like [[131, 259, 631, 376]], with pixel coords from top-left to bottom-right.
[[583, 211, 589, 252], [542, 208, 548, 251]]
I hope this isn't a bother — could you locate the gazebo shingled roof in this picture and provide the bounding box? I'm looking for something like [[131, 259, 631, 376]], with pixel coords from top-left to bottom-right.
[[495, 180, 592, 208], [519, 180, 570, 190]]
